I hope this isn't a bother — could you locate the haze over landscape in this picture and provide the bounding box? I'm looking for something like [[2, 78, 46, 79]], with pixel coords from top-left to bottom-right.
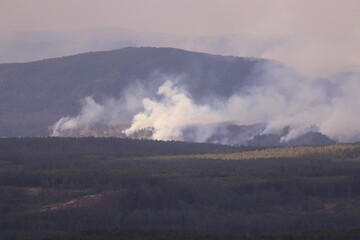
[[3, 1, 360, 240], [1, 0, 360, 76], [0, 0, 360, 145]]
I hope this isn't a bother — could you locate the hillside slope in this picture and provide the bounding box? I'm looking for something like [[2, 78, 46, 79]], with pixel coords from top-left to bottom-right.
[[0, 47, 265, 136], [2, 138, 360, 239]]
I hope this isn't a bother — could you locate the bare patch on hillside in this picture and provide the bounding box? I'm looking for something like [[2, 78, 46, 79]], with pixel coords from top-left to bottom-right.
[[40, 194, 103, 212]]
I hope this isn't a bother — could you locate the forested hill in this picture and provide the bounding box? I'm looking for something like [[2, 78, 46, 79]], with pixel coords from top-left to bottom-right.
[[43, 227, 360, 240], [0, 47, 266, 136], [0, 137, 243, 156], [2, 138, 360, 239]]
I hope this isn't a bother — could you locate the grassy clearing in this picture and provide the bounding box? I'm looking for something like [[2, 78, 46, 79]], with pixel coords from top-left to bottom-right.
[[131, 143, 360, 161]]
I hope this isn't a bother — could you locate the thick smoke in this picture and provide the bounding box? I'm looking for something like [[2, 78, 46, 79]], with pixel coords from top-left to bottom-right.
[[52, 82, 147, 137], [51, 63, 360, 144], [123, 80, 222, 142]]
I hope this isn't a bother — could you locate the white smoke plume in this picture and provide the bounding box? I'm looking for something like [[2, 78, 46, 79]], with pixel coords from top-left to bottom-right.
[[51, 63, 360, 144], [52, 82, 147, 137], [123, 80, 222, 141]]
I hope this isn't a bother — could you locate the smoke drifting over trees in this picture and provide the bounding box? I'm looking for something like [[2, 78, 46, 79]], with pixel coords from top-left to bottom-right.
[[51, 62, 360, 145]]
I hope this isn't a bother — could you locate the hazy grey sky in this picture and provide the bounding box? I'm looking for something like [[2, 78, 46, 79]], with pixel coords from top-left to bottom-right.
[[1, 0, 358, 36], [1, 0, 360, 75]]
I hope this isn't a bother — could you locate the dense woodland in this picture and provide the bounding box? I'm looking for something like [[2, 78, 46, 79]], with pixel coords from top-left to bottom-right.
[[43, 227, 360, 240], [1, 137, 360, 239]]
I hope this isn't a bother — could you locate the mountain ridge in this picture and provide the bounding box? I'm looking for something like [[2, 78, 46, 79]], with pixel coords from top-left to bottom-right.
[[0, 47, 336, 146], [0, 47, 265, 137]]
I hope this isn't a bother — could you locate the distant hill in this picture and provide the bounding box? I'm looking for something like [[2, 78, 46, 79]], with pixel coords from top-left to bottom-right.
[[0, 47, 265, 137], [0, 28, 288, 63], [0, 47, 338, 146]]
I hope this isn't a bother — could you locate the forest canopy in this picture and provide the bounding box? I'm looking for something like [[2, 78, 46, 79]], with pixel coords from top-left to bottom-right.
[[1, 137, 360, 239]]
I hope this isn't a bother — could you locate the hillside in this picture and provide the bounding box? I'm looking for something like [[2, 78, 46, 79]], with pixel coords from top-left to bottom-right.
[[0, 47, 264, 137], [43, 227, 360, 240], [0, 28, 287, 64], [2, 138, 360, 239]]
